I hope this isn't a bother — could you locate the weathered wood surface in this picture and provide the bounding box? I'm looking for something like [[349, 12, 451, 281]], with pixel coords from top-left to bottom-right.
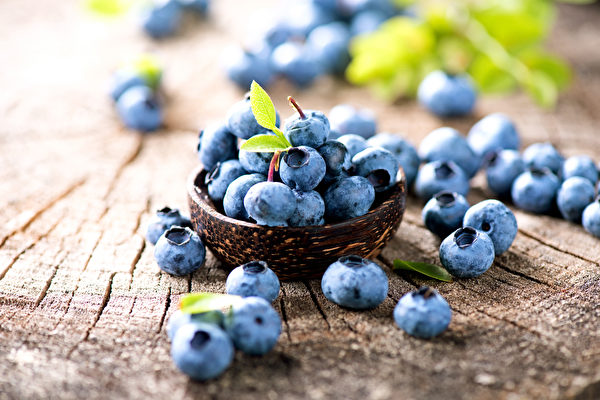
[[1, 1, 599, 399]]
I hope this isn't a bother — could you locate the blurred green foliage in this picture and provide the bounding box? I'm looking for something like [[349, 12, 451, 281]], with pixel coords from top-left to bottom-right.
[[346, 0, 586, 107]]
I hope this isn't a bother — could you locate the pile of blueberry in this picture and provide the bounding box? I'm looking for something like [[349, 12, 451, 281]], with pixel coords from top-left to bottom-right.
[[141, 0, 210, 39], [198, 93, 412, 226], [224, 0, 405, 90]]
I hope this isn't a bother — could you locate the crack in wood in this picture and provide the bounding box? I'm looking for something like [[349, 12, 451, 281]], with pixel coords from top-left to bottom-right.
[[302, 280, 331, 331], [156, 288, 172, 335], [494, 260, 556, 289], [279, 293, 292, 342], [127, 240, 146, 291]]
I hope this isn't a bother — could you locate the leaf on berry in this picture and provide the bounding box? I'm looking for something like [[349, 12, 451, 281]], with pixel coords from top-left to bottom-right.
[[249, 81, 291, 145], [241, 134, 290, 153], [180, 293, 243, 314], [393, 259, 453, 282], [131, 54, 163, 90]]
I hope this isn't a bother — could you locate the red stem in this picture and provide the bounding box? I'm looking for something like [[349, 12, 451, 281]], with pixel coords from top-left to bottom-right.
[[268, 151, 281, 182], [287, 96, 306, 120]]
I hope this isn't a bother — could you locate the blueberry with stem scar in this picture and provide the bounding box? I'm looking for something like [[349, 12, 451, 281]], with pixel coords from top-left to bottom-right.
[[283, 96, 329, 148]]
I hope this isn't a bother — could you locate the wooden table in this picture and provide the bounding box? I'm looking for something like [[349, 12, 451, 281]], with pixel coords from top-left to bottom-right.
[[1, 1, 599, 399]]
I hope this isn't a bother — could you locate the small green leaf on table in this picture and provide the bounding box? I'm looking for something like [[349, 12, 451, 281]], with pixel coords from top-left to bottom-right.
[[180, 292, 243, 314], [393, 259, 453, 282]]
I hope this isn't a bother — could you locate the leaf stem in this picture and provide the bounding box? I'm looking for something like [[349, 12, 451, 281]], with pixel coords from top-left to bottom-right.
[[268, 151, 282, 182], [287, 96, 306, 120]]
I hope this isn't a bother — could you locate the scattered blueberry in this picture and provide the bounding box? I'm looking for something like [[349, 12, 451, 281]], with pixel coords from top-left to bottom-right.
[[244, 182, 297, 226], [154, 226, 206, 276], [418, 127, 480, 178], [141, 0, 183, 39], [225, 261, 281, 303], [366, 133, 420, 185], [484, 150, 525, 198], [146, 207, 192, 245], [463, 199, 517, 256], [561, 155, 598, 184], [439, 227, 495, 278], [280, 147, 327, 191], [352, 147, 399, 192], [271, 41, 322, 88], [176, 0, 209, 14], [582, 197, 600, 238], [223, 173, 266, 221], [323, 176, 375, 221], [522, 142, 564, 176], [328, 104, 377, 139], [414, 160, 470, 201], [288, 190, 326, 227], [422, 191, 470, 239], [467, 113, 520, 158], [116, 86, 163, 132], [306, 22, 351, 75], [110, 70, 147, 102], [557, 177, 596, 223], [393, 287, 452, 339], [511, 167, 560, 214], [166, 309, 224, 341], [197, 124, 238, 170], [206, 160, 247, 203], [223, 48, 274, 90], [417, 70, 477, 118]]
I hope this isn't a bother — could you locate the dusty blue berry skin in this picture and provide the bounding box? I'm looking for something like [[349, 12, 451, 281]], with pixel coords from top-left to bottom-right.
[[422, 191, 469, 239], [336, 134, 368, 159], [110, 70, 147, 102], [224, 48, 274, 90], [171, 323, 234, 381], [283, 111, 330, 149], [271, 42, 322, 87], [224, 296, 281, 355], [414, 161, 470, 200], [394, 287, 452, 339], [463, 200, 517, 256], [226, 261, 280, 303], [367, 133, 420, 185], [323, 176, 375, 221], [557, 177, 595, 223], [146, 207, 192, 245], [418, 127, 480, 178], [350, 9, 388, 36], [289, 190, 325, 227], [176, 0, 209, 14], [116, 86, 163, 132], [328, 104, 377, 139], [484, 150, 525, 198], [522, 142, 564, 175], [280, 147, 327, 191], [197, 124, 238, 170], [244, 182, 297, 226], [439, 227, 495, 278], [582, 198, 600, 238], [511, 168, 560, 214], [321, 255, 388, 310], [154, 227, 206, 276], [561, 155, 598, 184], [306, 22, 350, 74], [167, 310, 225, 341], [417, 70, 476, 118], [238, 148, 272, 175], [352, 147, 399, 192], [206, 160, 247, 203], [223, 173, 266, 221], [318, 140, 352, 179], [282, 1, 336, 36], [227, 97, 281, 139], [467, 113, 520, 158], [141, 1, 182, 39]]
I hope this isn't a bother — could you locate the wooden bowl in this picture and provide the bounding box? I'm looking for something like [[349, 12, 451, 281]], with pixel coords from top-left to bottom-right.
[[187, 165, 406, 280]]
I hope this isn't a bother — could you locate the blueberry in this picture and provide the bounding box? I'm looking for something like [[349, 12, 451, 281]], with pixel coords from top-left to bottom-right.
[[141, 0, 183, 39], [280, 147, 327, 191], [110, 70, 147, 102], [238, 147, 272, 175], [271, 41, 322, 88], [417, 70, 477, 118], [522, 142, 564, 175], [166, 309, 225, 341], [323, 176, 375, 221], [205, 160, 247, 203], [328, 104, 377, 139], [224, 296, 281, 355], [197, 124, 238, 170], [317, 140, 352, 179], [223, 48, 274, 90], [244, 182, 297, 226], [463, 200, 517, 256], [439, 227, 495, 278], [223, 173, 266, 221], [283, 108, 330, 149], [288, 190, 326, 227], [116, 86, 163, 132], [393, 287, 452, 339], [281, 1, 336, 36], [225, 261, 280, 303], [366, 133, 420, 185], [484, 150, 525, 198], [561, 155, 598, 184], [321, 255, 388, 309], [227, 95, 281, 139], [176, 0, 209, 14], [418, 127, 480, 178], [582, 197, 600, 237], [414, 160, 470, 201], [422, 191, 469, 239], [171, 323, 234, 380], [154, 226, 206, 276], [336, 134, 368, 159], [146, 207, 192, 245], [261, 21, 293, 48], [511, 167, 560, 214], [352, 147, 399, 192], [306, 22, 351, 75], [350, 9, 387, 36], [467, 113, 520, 158], [557, 177, 595, 223]]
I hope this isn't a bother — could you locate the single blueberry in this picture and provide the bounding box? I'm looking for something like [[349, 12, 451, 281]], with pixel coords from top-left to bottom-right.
[[154, 226, 206, 276], [280, 147, 327, 191], [582, 197, 600, 238], [393, 287, 452, 339], [422, 191, 470, 239], [227, 95, 281, 139], [439, 227, 495, 278], [367, 133, 420, 186], [238, 147, 272, 176], [306, 22, 351, 75], [226, 261, 280, 303], [244, 181, 297, 226], [328, 104, 377, 139], [110, 70, 147, 102], [418, 127, 480, 178], [317, 140, 352, 178], [288, 190, 326, 227], [522, 142, 564, 175], [271, 41, 322, 88], [224, 296, 281, 355], [280, 1, 336, 36], [323, 176, 375, 221], [223, 173, 266, 221], [321, 255, 388, 309], [116, 85, 163, 132], [561, 155, 598, 184], [463, 199, 518, 256], [417, 70, 477, 118], [260, 20, 293, 48], [484, 150, 525, 198], [166, 309, 225, 341], [205, 160, 247, 203], [336, 134, 368, 159], [467, 113, 520, 158], [197, 124, 238, 170], [223, 47, 275, 91], [511, 167, 560, 214], [171, 323, 234, 380], [349, 9, 387, 36], [557, 177, 596, 223], [283, 108, 330, 149], [141, 0, 183, 39], [352, 147, 399, 192], [414, 160, 470, 201], [146, 206, 192, 245]]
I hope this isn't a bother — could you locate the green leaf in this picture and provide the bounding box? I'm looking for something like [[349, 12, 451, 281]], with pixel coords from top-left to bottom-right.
[[130, 54, 162, 90], [519, 49, 571, 90], [525, 70, 559, 108], [556, 0, 596, 4], [240, 134, 290, 153], [393, 259, 453, 282], [84, 0, 133, 16], [180, 293, 243, 314], [250, 81, 277, 131]]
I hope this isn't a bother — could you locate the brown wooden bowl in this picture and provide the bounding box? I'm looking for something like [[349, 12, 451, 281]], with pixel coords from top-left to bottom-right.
[[187, 165, 406, 280]]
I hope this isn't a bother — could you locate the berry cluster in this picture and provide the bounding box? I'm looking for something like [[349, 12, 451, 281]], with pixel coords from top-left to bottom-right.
[[141, 0, 209, 39], [224, 0, 405, 90]]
